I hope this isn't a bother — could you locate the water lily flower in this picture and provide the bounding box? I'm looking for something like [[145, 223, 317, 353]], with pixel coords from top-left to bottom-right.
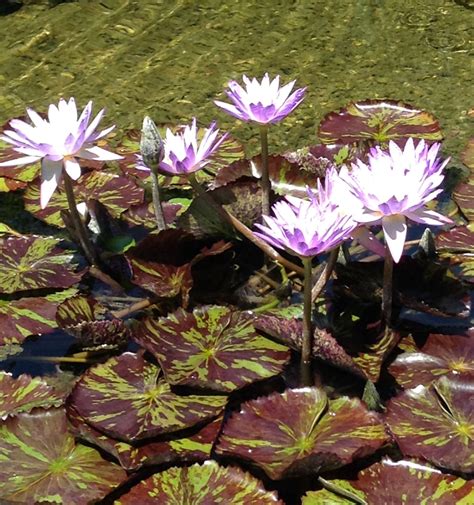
[[254, 186, 355, 258], [152, 118, 228, 176], [0, 97, 121, 208], [214, 73, 306, 124], [339, 138, 452, 262]]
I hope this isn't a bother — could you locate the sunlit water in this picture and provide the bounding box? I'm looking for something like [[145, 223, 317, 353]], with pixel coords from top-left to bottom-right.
[[0, 0, 472, 157]]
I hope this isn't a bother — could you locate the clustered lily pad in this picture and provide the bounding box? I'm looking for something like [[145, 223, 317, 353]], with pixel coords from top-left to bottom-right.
[[0, 93, 471, 504]]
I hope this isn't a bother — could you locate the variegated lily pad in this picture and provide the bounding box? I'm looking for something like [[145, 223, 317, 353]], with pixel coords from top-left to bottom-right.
[[385, 376, 474, 473], [216, 387, 387, 480], [453, 179, 474, 223], [0, 408, 126, 504], [116, 460, 282, 504], [122, 200, 184, 229], [0, 372, 63, 419], [318, 99, 443, 144], [0, 288, 77, 345], [0, 135, 40, 191], [436, 226, 474, 283], [302, 458, 474, 504], [389, 333, 474, 388], [24, 170, 144, 227], [0, 235, 85, 294], [134, 306, 290, 392], [68, 406, 222, 471], [68, 352, 227, 442]]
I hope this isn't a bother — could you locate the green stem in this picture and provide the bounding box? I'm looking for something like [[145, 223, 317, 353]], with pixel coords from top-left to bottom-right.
[[259, 125, 270, 216], [150, 168, 167, 231], [63, 172, 98, 265], [382, 248, 393, 325], [301, 256, 314, 387]]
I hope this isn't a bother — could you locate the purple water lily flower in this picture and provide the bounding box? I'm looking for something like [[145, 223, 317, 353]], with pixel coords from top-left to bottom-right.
[[339, 138, 452, 262], [214, 73, 306, 124], [145, 118, 227, 176], [254, 176, 356, 258], [0, 97, 122, 208]]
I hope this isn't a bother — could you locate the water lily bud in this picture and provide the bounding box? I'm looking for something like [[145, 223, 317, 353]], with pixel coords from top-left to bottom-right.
[[140, 116, 164, 170]]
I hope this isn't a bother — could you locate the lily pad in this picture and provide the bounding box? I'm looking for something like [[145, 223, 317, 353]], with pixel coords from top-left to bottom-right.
[[436, 226, 474, 283], [0, 288, 77, 345], [453, 179, 474, 223], [302, 458, 474, 504], [0, 134, 40, 190], [134, 305, 290, 392], [0, 407, 126, 504], [68, 406, 222, 471], [389, 333, 474, 388], [122, 200, 183, 229], [0, 372, 63, 420], [385, 376, 474, 473], [116, 460, 282, 504], [68, 352, 227, 442], [254, 311, 366, 379], [24, 170, 144, 227], [318, 99, 443, 144], [0, 235, 85, 294], [211, 154, 324, 198], [215, 387, 387, 480]]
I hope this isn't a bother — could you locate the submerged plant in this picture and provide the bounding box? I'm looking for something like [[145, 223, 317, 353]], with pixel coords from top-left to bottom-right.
[[215, 73, 306, 216], [254, 179, 355, 385]]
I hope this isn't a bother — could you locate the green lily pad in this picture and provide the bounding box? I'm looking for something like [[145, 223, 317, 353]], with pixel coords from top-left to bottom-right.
[[302, 458, 474, 504], [134, 305, 290, 392], [24, 170, 144, 227], [68, 352, 227, 442], [0, 372, 63, 420], [385, 376, 474, 473], [318, 99, 443, 144], [0, 288, 77, 345], [216, 387, 387, 480], [389, 333, 474, 388], [116, 460, 282, 504], [0, 407, 126, 504], [68, 405, 222, 471], [0, 235, 85, 294]]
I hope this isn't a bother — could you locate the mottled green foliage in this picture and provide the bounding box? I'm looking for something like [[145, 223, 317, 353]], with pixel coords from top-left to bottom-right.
[[68, 352, 227, 442], [0, 235, 85, 294], [303, 459, 474, 504], [0, 408, 126, 504], [389, 333, 474, 388], [116, 460, 283, 504], [216, 387, 387, 479], [386, 376, 474, 473], [318, 100, 442, 144], [0, 372, 63, 419], [134, 305, 290, 392]]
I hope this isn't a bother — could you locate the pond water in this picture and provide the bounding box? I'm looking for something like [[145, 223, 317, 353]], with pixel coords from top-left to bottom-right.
[[0, 0, 472, 158]]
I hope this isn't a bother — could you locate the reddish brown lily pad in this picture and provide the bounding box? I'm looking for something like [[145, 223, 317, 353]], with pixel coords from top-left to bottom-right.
[[0, 235, 85, 294], [302, 458, 474, 504], [318, 99, 443, 144], [122, 200, 184, 229], [24, 170, 144, 227], [68, 352, 227, 442], [216, 387, 387, 480], [116, 460, 282, 504], [385, 376, 474, 473], [68, 406, 222, 471], [0, 288, 77, 345], [0, 372, 63, 420], [389, 333, 474, 388], [134, 306, 290, 392], [0, 408, 126, 504]]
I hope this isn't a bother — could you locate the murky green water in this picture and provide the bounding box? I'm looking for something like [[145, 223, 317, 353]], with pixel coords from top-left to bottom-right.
[[0, 0, 472, 157]]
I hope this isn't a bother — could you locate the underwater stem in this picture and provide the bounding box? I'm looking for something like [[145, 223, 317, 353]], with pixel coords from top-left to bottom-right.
[[301, 256, 313, 387], [259, 125, 270, 216]]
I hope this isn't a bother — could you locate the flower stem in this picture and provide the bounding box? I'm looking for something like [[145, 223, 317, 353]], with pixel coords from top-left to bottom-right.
[[63, 172, 98, 265], [301, 256, 314, 387], [259, 125, 270, 216], [150, 168, 167, 232], [311, 247, 339, 302], [382, 248, 393, 325]]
